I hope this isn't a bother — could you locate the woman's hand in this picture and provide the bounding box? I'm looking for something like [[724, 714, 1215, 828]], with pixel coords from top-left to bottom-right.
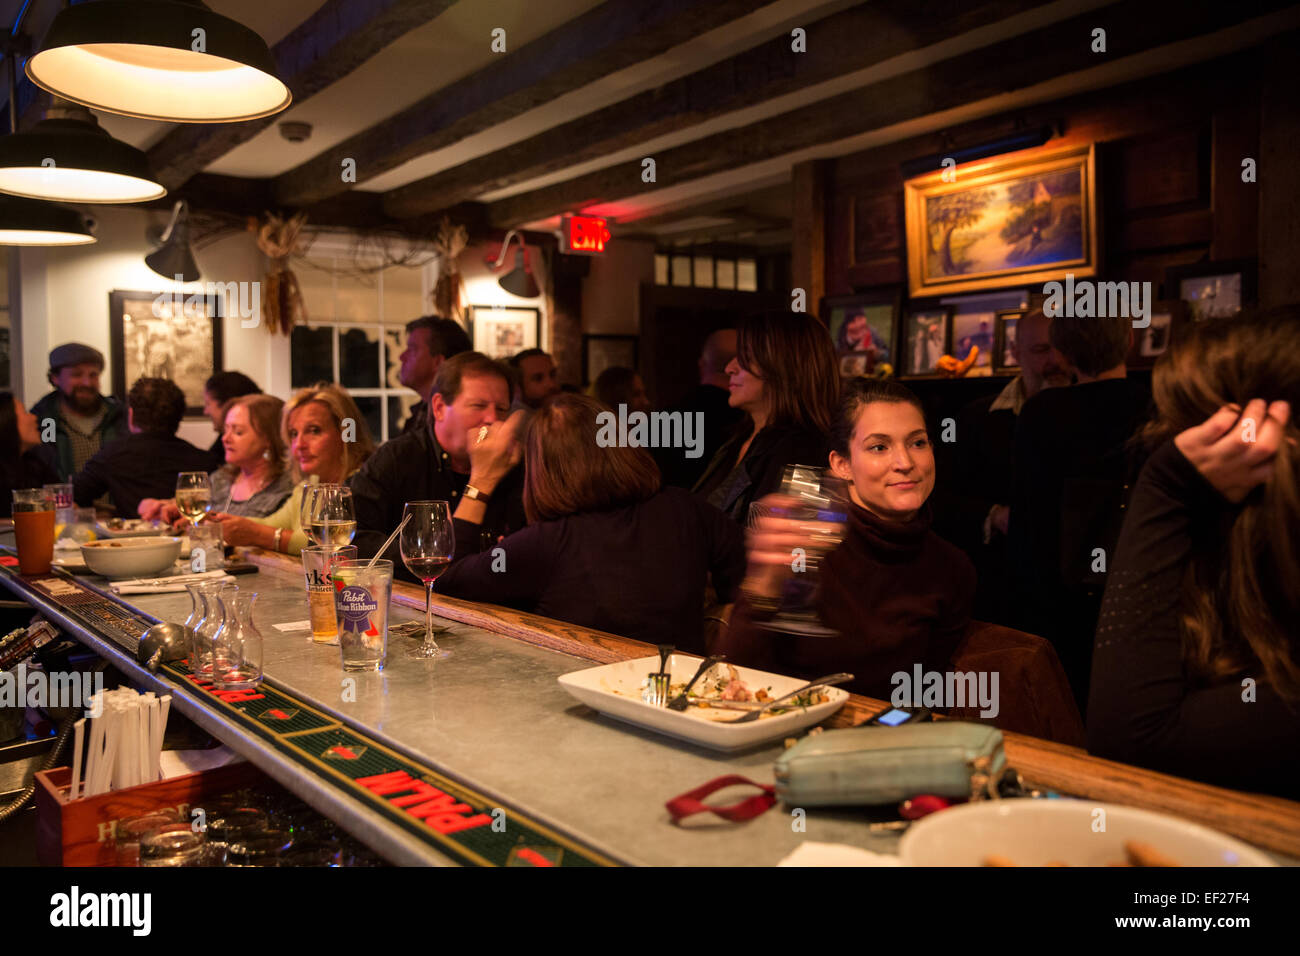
[[1174, 399, 1291, 503], [140, 497, 182, 524], [740, 494, 846, 601], [203, 512, 264, 547]]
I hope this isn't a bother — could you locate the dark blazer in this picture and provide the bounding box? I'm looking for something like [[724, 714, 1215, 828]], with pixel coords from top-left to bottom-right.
[[434, 487, 744, 653], [348, 422, 525, 582], [72, 431, 213, 518], [692, 419, 830, 524]]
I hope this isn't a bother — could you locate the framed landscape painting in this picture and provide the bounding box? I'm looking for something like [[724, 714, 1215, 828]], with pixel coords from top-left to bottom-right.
[[904, 144, 1098, 298], [109, 289, 222, 416]]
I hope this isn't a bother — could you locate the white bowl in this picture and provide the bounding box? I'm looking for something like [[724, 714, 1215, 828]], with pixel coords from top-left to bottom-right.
[[80, 536, 183, 578], [898, 799, 1275, 867]]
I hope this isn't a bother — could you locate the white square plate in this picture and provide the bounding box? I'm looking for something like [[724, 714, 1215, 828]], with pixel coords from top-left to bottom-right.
[[557, 654, 848, 752]]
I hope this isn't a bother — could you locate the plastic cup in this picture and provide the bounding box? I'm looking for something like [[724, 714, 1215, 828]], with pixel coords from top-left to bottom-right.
[[12, 489, 56, 575], [301, 545, 357, 645], [332, 559, 392, 672]]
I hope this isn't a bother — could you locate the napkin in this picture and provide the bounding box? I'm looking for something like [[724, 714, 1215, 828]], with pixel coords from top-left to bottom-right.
[[109, 570, 234, 595], [777, 841, 903, 867]]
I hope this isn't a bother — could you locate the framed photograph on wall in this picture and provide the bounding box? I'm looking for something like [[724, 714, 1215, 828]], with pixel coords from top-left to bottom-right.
[[1164, 259, 1256, 323], [1127, 300, 1188, 369], [583, 334, 639, 386], [821, 291, 900, 377], [900, 307, 952, 377], [466, 305, 540, 360], [109, 289, 223, 416], [993, 309, 1024, 373], [904, 143, 1098, 298]]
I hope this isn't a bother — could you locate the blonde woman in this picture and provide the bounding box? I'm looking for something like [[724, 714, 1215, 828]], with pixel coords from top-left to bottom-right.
[[140, 393, 291, 522], [206, 384, 376, 555]]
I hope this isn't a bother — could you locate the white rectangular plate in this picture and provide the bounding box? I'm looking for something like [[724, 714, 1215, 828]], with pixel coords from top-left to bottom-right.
[[557, 654, 848, 752]]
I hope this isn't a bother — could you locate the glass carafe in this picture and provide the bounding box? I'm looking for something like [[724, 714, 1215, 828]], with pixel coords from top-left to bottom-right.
[[190, 582, 228, 679], [213, 589, 263, 690], [183, 581, 205, 633]]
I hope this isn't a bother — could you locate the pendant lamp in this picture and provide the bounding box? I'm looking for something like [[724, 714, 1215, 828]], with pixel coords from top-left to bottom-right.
[[145, 200, 199, 281], [27, 0, 290, 123], [491, 230, 540, 298], [0, 194, 95, 245], [0, 99, 165, 203]]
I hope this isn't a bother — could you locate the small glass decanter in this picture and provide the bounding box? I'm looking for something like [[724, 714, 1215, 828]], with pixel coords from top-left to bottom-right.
[[212, 589, 263, 690], [190, 581, 228, 679]]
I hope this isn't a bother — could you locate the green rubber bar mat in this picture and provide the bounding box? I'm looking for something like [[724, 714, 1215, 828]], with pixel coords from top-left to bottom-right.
[[160, 660, 620, 867]]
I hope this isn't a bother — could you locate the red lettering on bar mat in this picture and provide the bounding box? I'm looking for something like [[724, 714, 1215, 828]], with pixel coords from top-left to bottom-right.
[[666, 775, 776, 823]]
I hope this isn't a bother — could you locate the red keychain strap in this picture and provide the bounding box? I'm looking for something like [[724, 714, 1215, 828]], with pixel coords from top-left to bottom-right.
[[665, 774, 777, 823]]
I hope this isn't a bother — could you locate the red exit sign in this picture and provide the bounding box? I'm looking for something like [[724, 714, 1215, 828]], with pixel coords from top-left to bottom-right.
[[562, 215, 610, 254]]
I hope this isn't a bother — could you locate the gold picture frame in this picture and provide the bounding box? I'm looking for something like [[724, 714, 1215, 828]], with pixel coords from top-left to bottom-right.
[[904, 143, 1098, 298]]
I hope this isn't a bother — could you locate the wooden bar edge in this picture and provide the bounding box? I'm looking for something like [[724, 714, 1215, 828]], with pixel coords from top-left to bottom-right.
[[239, 547, 1300, 858]]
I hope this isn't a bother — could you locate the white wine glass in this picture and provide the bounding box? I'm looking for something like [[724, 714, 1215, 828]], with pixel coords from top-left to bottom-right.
[[175, 472, 212, 530], [305, 484, 356, 550], [400, 500, 454, 660]]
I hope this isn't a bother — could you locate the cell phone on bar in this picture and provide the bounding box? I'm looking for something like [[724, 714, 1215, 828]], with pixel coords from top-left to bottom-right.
[[862, 706, 932, 727]]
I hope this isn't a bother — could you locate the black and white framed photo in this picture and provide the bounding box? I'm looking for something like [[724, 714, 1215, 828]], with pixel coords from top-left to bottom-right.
[[1164, 259, 1256, 323], [109, 288, 223, 416], [466, 305, 541, 360], [900, 307, 952, 377], [1127, 300, 1188, 369], [582, 334, 639, 386], [994, 308, 1024, 373]]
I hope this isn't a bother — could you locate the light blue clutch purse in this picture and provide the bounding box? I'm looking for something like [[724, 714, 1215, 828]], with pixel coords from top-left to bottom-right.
[[772, 722, 1006, 806]]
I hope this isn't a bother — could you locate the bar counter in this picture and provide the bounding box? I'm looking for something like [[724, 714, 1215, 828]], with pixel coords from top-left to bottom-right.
[[4, 545, 1299, 866]]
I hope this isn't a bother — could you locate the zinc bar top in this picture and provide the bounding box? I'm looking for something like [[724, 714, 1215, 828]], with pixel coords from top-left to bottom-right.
[[4, 546, 1298, 866]]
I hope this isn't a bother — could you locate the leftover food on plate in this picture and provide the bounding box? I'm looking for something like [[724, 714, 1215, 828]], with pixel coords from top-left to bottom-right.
[[614, 663, 831, 721]]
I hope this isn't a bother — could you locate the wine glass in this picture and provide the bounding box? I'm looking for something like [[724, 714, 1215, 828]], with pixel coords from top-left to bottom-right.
[[305, 485, 355, 550], [399, 500, 455, 660], [175, 472, 212, 530]]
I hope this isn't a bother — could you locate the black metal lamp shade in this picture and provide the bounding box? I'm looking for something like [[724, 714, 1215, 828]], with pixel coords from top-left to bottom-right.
[[499, 249, 540, 298], [0, 195, 96, 245], [0, 112, 165, 203], [145, 211, 200, 282], [26, 0, 291, 123]]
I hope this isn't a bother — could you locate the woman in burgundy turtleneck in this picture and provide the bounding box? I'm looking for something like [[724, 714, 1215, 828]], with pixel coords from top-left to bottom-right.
[[719, 379, 975, 701]]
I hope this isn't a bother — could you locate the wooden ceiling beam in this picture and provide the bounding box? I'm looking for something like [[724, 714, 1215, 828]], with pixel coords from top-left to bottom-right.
[[270, 0, 761, 209], [147, 0, 462, 191], [381, 0, 1060, 219], [485, 0, 1297, 228]]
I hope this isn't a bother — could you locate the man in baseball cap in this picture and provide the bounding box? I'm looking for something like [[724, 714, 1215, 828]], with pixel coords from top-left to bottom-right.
[[31, 342, 126, 481]]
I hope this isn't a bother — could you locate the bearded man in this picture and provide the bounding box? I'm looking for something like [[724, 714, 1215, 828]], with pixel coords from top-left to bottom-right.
[[31, 343, 127, 481]]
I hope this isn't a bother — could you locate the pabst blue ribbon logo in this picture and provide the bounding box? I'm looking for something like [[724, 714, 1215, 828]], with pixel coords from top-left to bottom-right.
[[337, 585, 379, 636]]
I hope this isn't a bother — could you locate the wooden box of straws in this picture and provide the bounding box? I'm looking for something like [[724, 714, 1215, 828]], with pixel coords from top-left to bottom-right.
[[34, 761, 263, 866]]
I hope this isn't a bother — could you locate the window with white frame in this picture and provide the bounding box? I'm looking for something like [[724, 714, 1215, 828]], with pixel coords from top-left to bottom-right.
[[289, 244, 430, 443]]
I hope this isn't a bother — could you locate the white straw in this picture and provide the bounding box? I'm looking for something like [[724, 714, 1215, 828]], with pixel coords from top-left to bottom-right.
[[70, 719, 85, 801], [85, 700, 104, 796], [368, 513, 411, 570], [156, 696, 170, 780]]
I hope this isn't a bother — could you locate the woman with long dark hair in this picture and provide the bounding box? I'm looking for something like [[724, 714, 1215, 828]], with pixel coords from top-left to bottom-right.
[[0, 392, 59, 518], [1088, 308, 1300, 797], [693, 311, 839, 524]]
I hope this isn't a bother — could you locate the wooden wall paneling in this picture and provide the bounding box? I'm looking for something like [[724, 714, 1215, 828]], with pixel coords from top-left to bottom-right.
[[1212, 68, 1263, 261], [1258, 35, 1300, 307], [791, 160, 829, 312], [822, 55, 1260, 298]]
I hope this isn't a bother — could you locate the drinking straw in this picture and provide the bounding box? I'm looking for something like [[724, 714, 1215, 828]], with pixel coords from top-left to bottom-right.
[[70, 718, 85, 801], [367, 513, 411, 570], [84, 700, 102, 797], [222, 486, 234, 514]]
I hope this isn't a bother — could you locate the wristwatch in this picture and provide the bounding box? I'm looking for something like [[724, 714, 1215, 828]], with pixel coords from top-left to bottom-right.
[[463, 484, 491, 503]]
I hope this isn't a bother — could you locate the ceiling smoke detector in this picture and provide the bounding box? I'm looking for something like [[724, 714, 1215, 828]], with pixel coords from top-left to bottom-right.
[[279, 122, 313, 144]]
